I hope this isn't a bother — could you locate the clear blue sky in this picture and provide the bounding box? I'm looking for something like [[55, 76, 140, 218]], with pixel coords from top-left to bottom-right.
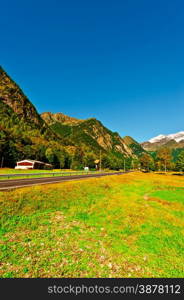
[[1, 0, 184, 142]]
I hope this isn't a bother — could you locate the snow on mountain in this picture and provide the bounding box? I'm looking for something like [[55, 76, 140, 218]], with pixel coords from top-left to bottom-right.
[[149, 131, 184, 143], [167, 131, 184, 142], [149, 134, 167, 143]]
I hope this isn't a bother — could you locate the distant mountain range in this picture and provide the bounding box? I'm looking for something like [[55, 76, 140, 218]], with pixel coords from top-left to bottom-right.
[[0, 66, 146, 168], [142, 132, 184, 151]]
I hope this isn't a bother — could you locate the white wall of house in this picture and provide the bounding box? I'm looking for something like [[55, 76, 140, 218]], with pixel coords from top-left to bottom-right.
[[15, 165, 34, 170], [15, 160, 34, 169]]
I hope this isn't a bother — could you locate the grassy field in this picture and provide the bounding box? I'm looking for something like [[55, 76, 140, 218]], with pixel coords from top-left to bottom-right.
[[0, 168, 61, 174], [0, 172, 184, 278]]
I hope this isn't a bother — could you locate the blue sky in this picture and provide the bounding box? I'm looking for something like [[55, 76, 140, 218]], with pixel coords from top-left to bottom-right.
[[1, 0, 184, 142]]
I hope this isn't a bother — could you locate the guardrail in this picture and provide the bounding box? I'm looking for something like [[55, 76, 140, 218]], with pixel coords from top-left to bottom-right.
[[0, 170, 105, 179]]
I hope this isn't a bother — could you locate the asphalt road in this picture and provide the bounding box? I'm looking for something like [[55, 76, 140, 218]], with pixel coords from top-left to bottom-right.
[[0, 172, 127, 191]]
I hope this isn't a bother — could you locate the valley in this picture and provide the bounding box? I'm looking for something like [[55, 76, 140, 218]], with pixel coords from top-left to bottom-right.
[[0, 66, 184, 279]]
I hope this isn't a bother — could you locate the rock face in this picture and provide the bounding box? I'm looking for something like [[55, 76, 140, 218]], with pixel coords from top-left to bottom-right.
[[0, 66, 45, 128], [122, 136, 146, 157], [41, 112, 83, 126], [41, 113, 144, 157]]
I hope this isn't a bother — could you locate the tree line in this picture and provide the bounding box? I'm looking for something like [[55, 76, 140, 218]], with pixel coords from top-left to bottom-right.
[[1, 130, 184, 172], [139, 148, 184, 172]]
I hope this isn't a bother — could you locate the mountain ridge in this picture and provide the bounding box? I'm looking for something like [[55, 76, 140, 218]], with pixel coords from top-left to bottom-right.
[[0, 66, 146, 168], [41, 112, 84, 126], [0, 66, 46, 128], [142, 131, 184, 151], [42, 112, 130, 155]]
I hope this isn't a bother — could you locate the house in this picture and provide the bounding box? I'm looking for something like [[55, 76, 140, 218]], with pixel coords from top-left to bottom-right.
[[15, 160, 52, 170]]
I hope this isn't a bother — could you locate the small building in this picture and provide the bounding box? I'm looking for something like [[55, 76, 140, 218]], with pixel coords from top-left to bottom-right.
[[15, 160, 52, 170]]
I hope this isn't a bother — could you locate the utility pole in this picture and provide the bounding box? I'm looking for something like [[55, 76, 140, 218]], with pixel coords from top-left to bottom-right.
[[1, 156, 4, 168], [70, 127, 73, 170], [100, 150, 102, 172]]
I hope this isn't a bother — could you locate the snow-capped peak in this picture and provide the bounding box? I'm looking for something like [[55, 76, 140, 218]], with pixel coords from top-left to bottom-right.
[[149, 131, 184, 143], [167, 131, 184, 142], [149, 134, 167, 143]]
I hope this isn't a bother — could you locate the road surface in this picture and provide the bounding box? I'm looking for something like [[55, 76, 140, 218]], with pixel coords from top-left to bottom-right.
[[0, 172, 127, 191]]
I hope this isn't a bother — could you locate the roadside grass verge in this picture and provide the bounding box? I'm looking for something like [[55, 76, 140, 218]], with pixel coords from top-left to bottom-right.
[[0, 170, 98, 180], [0, 168, 61, 174], [0, 169, 118, 180], [0, 172, 184, 277]]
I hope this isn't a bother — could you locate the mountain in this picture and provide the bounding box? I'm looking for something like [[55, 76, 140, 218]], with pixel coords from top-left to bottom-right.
[[41, 112, 144, 157], [0, 66, 145, 169], [142, 131, 184, 151], [149, 132, 184, 143], [0, 66, 47, 129], [41, 112, 83, 126], [0, 66, 67, 167], [122, 136, 146, 157]]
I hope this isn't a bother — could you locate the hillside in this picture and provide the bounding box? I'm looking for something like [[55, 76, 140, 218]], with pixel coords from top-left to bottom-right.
[[0, 66, 146, 169], [41, 112, 144, 158], [41, 112, 83, 126], [0, 66, 68, 167], [122, 136, 146, 157], [0, 67, 46, 129]]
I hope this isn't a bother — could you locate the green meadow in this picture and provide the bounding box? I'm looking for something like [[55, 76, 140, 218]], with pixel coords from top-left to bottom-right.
[[0, 172, 184, 277]]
